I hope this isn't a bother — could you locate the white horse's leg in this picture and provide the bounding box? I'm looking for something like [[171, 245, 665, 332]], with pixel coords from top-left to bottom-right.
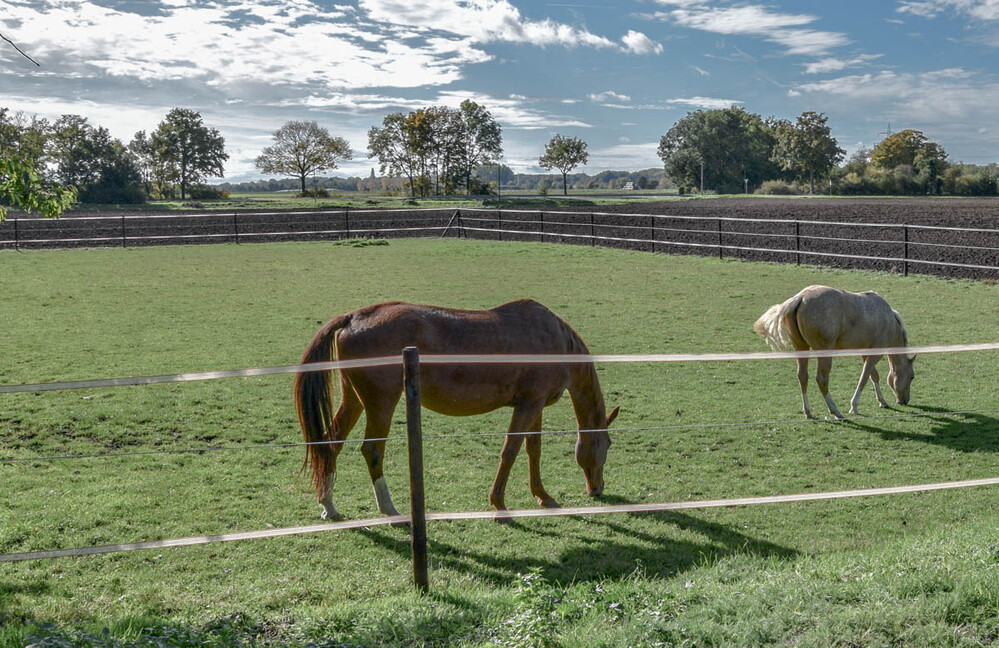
[[868, 363, 889, 408], [815, 357, 844, 419], [796, 357, 814, 419], [849, 356, 881, 415]]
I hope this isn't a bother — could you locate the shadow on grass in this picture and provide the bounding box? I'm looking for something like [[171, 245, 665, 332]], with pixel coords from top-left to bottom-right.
[[842, 404, 999, 453], [359, 501, 796, 588]]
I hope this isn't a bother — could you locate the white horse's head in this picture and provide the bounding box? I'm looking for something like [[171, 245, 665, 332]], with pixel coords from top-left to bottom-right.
[[888, 354, 915, 405]]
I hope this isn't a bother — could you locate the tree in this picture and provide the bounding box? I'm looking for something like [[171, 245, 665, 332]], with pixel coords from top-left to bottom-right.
[[368, 112, 421, 197], [150, 108, 228, 200], [0, 108, 48, 166], [658, 107, 778, 193], [870, 129, 929, 169], [539, 134, 588, 195], [0, 156, 76, 221], [255, 121, 352, 195], [771, 111, 844, 194], [454, 100, 503, 194], [48, 115, 146, 204], [871, 129, 948, 194]]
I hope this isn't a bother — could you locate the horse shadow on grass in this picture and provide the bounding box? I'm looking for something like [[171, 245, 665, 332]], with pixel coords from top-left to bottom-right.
[[841, 404, 999, 453], [359, 500, 796, 587]]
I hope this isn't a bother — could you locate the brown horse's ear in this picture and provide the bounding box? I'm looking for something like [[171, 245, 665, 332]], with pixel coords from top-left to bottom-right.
[[606, 405, 620, 427], [910, 354, 917, 363]]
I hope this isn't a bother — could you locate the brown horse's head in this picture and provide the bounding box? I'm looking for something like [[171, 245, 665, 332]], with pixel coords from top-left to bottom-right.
[[888, 354, 916, 405], [576, 405, 619, 497]]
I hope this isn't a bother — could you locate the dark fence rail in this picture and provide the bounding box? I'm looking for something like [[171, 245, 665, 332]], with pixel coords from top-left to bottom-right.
[[1, 207, 996, 280]]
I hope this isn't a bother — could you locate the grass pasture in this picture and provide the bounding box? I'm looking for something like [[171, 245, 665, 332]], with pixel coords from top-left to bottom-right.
[[1, 238, 998, 647]]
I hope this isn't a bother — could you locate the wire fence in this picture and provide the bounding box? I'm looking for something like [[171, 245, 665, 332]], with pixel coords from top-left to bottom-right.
[[1, 207, 997, 280], [3, 343, 998, 578]]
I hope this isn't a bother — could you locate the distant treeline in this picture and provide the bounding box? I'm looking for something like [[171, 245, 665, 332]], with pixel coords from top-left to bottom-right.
[[217, 168, 668, 194]]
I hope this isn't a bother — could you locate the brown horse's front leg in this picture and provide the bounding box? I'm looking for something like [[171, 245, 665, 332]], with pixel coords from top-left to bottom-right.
[[526, 430, 559, 508], [489, 433, 525, 514], [490, 402, 542, 518]]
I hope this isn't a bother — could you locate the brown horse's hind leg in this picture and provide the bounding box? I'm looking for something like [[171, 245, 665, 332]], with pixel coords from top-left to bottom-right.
[[358, 391, 403, 517], [796, 357, 814, 419], [319, 379, 363, 521], [490, 401, 543, 516], [815, 356, 845, 420], [526, 413, 558, 508]]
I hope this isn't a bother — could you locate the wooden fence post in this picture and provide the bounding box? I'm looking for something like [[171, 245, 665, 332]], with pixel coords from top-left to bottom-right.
[[795, 221, 800, 265], [233, 213, 239, 244], [903, 225, 909, 277], [403, 346, 429, 594]]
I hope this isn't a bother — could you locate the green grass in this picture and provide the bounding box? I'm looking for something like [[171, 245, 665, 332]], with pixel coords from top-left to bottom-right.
[[1, 239, 998, 647]]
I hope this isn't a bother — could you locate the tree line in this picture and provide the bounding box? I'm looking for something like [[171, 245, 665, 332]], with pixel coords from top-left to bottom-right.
[[658, 107, 996, 196], [3, 102, 997, 220], [0, 107, 228, 210]]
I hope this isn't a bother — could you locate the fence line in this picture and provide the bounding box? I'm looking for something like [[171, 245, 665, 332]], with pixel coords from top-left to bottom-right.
[[4, 476, 998, 564], [3, 341, 998, 395], [2, 208, 997, 278]]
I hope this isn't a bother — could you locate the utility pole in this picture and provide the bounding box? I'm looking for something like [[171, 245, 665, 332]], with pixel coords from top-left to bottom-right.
[[878, 122, 892, 140]]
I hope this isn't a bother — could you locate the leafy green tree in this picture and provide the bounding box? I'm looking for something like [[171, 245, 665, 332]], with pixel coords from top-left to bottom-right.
[[48, 115, 145, 203], [870, 129, 929, 169], [0, 108, 48, 166], [150, 108, 228, 200], [368, 103, 503, 197], [771, 111, 844, 194], [368, 112, 422, 197], [871, 129, 948, 194], [454, 100, 503, 194], [255, 121, 352, 195], [0, 156, 76, 221], [539, 134, 588, 195], [658, 107, 777, 193]]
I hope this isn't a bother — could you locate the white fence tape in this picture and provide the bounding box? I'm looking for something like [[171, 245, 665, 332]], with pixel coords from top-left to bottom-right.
[[2, 342, 997, 395], [3, 477, 997, 563]]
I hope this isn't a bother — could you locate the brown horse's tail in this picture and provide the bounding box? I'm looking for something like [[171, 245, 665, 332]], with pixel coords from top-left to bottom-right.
[[293, 314, 351, 500], [753, 294, 800, 350]]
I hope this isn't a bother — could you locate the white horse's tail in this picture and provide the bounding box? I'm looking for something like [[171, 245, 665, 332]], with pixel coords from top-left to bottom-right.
[[753, 297, 797, 350]]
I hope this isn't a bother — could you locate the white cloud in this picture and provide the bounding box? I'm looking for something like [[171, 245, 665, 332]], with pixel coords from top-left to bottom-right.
[[792, 68, 999, 122], [0, 0, 490, 90], [898, 0, 999, 21], [589, 91, 632, 103], [666, 96, 742, 110], [621, 30, 663, 55], [803, 54, 883, 74], [652, 3, 849, 56], [668, 5, 817, 33], [358, 0, 619, 49]]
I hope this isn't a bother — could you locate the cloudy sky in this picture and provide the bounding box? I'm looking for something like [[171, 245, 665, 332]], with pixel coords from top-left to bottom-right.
[[1, 0, 997, 182]]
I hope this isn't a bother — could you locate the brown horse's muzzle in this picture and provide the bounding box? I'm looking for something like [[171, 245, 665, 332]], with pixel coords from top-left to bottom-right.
[[584, 466, 604, 497]]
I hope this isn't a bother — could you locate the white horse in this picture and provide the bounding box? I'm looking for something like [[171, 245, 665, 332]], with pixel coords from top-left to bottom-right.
[[754, 285, 915, 419]]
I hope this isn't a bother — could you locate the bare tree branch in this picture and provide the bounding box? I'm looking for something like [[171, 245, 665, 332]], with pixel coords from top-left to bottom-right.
[[1, 32, 40, 67]]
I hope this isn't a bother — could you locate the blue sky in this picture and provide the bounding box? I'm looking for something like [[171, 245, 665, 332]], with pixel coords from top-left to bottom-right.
[[1, 0, 997, 182]]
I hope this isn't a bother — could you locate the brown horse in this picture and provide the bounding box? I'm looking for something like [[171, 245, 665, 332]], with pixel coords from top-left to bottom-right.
[[754, 285, 915, 419], [294, 299, 619, 520]]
